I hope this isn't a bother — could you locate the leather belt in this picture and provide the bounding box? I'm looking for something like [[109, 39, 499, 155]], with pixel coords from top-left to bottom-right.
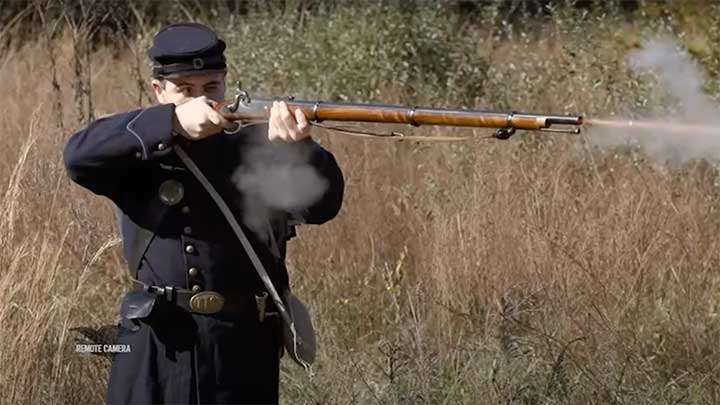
[[134, 282, 276, 317]]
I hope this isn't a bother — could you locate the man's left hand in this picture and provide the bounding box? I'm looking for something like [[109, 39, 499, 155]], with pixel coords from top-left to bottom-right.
[[268, 101, 311, 143]]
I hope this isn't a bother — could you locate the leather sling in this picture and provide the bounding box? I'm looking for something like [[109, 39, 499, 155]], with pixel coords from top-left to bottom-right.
[[174, 143, 314, 371]]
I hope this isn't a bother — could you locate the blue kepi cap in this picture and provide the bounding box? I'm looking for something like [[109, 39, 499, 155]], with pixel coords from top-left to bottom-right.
[[148, 22, 227, 77]]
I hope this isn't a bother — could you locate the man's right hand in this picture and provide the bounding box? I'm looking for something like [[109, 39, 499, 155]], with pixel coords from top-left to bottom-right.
[[173, 96, 234, 140]]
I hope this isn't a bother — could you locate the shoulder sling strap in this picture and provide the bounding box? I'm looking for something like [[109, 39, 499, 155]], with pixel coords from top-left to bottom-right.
[[174, 144, 312, 371]]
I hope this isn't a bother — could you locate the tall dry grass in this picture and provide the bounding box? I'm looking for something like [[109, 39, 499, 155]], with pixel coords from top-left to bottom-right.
[[1, 4, 720, 404]]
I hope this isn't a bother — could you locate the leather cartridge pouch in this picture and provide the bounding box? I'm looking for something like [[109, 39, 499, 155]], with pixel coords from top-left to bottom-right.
[[281, 288, 317, 367]]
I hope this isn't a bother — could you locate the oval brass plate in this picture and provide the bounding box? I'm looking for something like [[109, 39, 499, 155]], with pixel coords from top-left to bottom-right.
[[158, 179, 185, 206], [189, 291, 225, 314]]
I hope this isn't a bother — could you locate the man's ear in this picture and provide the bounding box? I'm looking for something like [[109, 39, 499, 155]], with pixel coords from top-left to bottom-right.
[[151, 78, 165, 103]]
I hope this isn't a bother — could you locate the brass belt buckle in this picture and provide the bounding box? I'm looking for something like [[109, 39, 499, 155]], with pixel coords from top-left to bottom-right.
[[189, 291, 225, 314]]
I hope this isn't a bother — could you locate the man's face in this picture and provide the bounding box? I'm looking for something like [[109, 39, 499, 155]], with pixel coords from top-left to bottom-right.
[[151, 72, 226, 105]]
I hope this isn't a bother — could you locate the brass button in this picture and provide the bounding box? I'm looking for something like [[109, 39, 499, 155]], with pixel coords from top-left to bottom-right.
[[181, 206, 191, 214], [157, 143, 166, 151], [183, 226, 192, 235], [188, 267, 199, 277], [185, 244, 195, 254], [191, 285, 203, 293], [134, 151, 142, 159]]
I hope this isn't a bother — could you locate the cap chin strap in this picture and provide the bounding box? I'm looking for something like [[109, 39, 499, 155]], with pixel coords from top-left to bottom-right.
[[152, 54, 227, 77], [174, 144, 312, 372]]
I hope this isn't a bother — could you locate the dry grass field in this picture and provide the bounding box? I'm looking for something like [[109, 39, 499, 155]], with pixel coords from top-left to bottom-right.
[[1, 2, 720, 404]]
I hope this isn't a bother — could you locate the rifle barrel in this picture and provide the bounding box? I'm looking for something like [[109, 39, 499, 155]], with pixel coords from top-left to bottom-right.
[[216, 97, 583, 132]]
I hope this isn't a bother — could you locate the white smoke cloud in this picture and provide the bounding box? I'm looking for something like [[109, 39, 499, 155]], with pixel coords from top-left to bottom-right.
[[629, 38, 718, 120], [588, 37, 720, 164], [232, 140, 328, 239]]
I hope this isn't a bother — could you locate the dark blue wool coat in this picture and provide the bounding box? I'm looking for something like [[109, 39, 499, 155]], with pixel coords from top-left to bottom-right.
[[64, 103, 344, 404]]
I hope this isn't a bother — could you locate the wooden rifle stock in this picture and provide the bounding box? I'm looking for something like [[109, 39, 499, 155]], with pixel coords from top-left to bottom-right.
[[215, 90, 583, 139]]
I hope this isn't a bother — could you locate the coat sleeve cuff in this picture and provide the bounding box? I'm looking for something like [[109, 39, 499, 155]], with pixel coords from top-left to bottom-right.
[[125, 103, 177, 161]]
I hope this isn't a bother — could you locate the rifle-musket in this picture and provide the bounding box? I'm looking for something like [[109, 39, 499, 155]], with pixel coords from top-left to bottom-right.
[[215, 87, 583, 141]]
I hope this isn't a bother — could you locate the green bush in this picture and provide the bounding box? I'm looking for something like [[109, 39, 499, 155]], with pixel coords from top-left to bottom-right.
[[213, 1, 720, 114], [219, 3, 491, 105]]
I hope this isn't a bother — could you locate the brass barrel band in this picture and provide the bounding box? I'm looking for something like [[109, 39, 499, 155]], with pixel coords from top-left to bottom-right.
[[407, 107, 420, 127], [311, 101, 322, 122], [506, 112, 515, 127]]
